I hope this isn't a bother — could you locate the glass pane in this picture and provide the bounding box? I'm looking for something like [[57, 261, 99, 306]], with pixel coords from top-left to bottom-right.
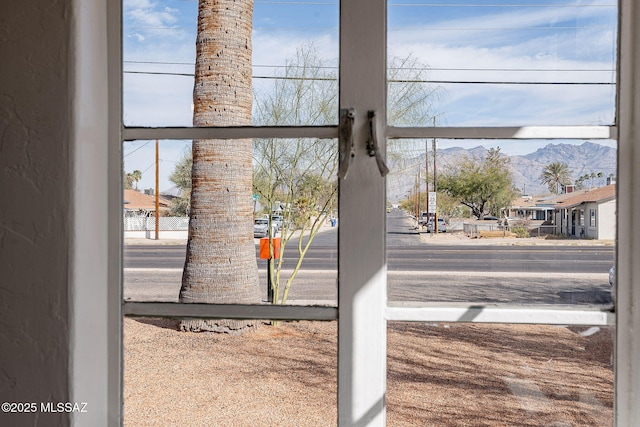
[[386, 138, 615, 307], [122, 0, 339, 127], [387, 322, 613, 426], [123, 138, 338, 308], [124, 318, 337, 425], [387, 1, 617, 127]]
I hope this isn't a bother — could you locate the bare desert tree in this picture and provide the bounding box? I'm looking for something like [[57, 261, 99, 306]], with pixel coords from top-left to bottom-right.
[[252, 45, 441, 305]]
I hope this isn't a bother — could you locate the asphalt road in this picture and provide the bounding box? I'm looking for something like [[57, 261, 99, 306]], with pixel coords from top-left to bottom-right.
[[124, 241, 612, 273], [124, 210, 613, 274], [123, 210, 614, 306]]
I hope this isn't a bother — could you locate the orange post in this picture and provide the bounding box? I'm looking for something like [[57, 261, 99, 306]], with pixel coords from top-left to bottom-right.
[[259, 237, 281, 259]]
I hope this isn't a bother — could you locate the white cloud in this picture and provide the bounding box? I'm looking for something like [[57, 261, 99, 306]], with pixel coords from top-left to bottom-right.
[[128, 32, 145, 42], [252, 31, 338, 67], [387, 1, 617, 128], [122, 0, 617, 187], [124, 0, 180, 27]]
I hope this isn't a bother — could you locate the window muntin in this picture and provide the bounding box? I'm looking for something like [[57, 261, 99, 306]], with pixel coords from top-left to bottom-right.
[[119, 6, 620, 316], [115, 0, 632, 424]]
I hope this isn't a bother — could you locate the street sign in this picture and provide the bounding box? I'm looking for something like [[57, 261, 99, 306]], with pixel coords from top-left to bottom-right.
[[428, 191, 437, 211]]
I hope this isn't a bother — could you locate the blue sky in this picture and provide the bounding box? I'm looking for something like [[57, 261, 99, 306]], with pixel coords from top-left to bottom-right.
[[122, 0, 617, 192]]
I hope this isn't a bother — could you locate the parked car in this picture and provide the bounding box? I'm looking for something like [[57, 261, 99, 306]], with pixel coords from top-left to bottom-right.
[[271, 214, 284, 231], [254, 218, 277, 238], [419, 212, 430, 226], [426, 218, 447, 232]]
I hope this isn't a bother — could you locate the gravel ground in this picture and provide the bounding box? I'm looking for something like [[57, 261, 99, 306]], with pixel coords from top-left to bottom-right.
[[124, 319, 613, 426], [124, 225, 614, 425]]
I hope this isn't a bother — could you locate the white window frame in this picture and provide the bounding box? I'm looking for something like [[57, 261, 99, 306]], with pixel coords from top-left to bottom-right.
[[100, 0, 640, 425]]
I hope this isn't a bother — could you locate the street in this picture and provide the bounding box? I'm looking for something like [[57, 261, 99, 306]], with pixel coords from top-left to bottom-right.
[[124, 210, 614, 306]]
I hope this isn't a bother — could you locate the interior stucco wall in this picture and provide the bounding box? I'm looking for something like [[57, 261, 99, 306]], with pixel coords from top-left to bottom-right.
[[1, 1, 72, 425]]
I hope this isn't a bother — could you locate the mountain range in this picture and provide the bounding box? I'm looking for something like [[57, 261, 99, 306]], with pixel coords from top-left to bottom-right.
[[387, 141, 617, 202]]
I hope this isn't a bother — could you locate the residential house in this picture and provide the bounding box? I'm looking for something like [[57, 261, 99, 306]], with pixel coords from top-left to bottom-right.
[[123, 188, 171, 217], [553, 184, 616, 240], [506, 186, 616, 239], [506, 192, 584, 222]]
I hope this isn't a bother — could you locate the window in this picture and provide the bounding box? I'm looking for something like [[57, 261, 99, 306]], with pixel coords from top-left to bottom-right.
[[108, 0, 640, 425], [591, 208, 597, 228]]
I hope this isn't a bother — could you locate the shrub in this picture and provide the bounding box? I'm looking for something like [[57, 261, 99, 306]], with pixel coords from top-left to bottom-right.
[[511, 226, 530, 238]]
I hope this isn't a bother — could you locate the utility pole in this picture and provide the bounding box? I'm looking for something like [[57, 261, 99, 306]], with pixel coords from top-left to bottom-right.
[[433, 138, 437, 228], [155, 139, 159, 240], [413, 172, 420, 222], [432, 117, 438, 233], [417, 168, 421, 222], [425, 138, 429, 221]]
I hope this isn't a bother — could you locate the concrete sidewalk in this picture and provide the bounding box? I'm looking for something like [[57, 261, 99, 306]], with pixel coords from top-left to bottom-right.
[[418, 230, 615, 246], [124, 230, 614, 247], [125, 219, 337, 246]]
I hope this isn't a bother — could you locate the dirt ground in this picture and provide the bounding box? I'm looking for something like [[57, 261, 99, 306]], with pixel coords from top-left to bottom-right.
[[124, 318, 613, 426]]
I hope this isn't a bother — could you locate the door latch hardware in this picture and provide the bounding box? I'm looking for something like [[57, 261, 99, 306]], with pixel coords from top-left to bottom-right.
[[367, 111, 389, 177], [338, 108, 356, 179]]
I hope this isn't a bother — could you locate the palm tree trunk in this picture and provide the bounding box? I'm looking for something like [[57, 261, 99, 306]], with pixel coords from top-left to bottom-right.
[[179, 0, 260, 333]]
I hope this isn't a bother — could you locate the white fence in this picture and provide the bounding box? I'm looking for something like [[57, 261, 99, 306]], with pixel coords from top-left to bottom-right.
[[123, 216, 189, 231], [463, 220, 556, 238], [124, 216, 189, 240]]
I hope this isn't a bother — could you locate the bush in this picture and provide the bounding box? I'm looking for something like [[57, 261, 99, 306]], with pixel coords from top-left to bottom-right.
[[511, 226, 530, 238]]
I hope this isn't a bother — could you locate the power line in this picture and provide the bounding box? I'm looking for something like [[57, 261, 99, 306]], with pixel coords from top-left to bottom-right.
[[124, 60, 193, 65], [125, 70, 195, 77], [126, 27, 184, 30], [390, 79, 614, 85], [159, 158, 180, 164], [174, 0, 335, 3], [124, 140, 152, 158], [123, 70, 614, 85], [254, 64, 336, 70], [126, 60, 614, 73], [141, 162, 156, 174], [253, 1, 616, 6], [255, 1, 336, 4], [126, 25, 611, 32], [417, 67, 614, 73], [389, 26, 612, 31], [389, 3, 616, 7]]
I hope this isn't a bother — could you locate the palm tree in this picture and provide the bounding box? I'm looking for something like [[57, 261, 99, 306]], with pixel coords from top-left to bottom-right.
[[130, 169, 142, 190], [179, 0, 261, 333], [540, 162, 572, 194]]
